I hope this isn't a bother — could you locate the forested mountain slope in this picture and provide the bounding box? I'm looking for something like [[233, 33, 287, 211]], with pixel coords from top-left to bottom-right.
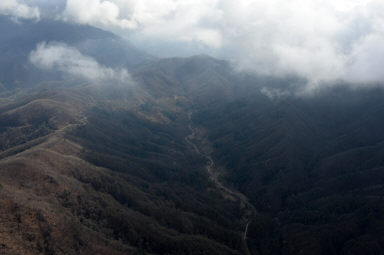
[[0, 14, 384, 255]]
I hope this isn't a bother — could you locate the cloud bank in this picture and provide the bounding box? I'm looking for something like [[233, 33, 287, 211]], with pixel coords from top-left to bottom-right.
[[29, 42, 131, 84], [0, 0, 40, 20], [61, 0, 223, 48], [57, 0, 384, 88], [9, 0, 383, 90], [62, 0, 137, 29]]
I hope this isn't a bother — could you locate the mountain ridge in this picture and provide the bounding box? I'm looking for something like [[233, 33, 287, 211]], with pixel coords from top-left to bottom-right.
[[0, 16, 384, 255]]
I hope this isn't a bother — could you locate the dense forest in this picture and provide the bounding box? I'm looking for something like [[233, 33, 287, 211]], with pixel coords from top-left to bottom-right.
[[0, 12, 384, 255]]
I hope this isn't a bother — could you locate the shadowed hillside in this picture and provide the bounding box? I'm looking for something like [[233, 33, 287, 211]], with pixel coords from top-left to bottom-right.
[[1, 13, 384, 255], [0, 82, 248, 255]]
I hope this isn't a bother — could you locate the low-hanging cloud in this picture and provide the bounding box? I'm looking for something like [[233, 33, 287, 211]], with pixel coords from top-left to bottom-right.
[[61, 0, 224, 48], [29, 42, 131, 84], [62, 0, 137, 29], [36, 0, 384, 89], [0, 0, 40, 20]]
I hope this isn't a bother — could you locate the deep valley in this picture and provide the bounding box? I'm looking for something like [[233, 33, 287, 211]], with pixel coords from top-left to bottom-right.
[[0, 12, 384, 255]]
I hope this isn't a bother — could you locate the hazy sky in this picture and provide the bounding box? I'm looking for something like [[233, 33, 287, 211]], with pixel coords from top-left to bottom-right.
[[2, 0, 384, 89]]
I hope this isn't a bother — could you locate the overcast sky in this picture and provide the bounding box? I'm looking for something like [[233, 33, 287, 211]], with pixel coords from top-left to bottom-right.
[[2, 0, 384, 89]]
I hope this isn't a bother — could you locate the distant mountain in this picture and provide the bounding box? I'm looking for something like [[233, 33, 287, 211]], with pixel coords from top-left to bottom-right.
[[0, 15, 153, 89]]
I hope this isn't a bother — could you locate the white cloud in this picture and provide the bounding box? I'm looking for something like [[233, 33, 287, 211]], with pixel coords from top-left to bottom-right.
[[346, 34, 384, 84], [0, 0, 40, 20], [62, 0, 137, 29], [58, 0, 384, 87], [62, 0, 223, 47], [29, 42, 131, 84]]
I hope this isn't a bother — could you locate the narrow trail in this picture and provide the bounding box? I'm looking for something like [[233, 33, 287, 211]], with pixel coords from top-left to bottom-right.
[[56, 116, 88, 136], [185, 112, 256, 255]]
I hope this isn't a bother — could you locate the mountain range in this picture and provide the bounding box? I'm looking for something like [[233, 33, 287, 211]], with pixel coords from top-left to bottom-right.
[[0, 15, 384, 255]]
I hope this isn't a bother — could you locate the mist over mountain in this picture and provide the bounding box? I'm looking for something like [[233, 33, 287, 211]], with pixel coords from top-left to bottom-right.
[[9, 0, 384, 90], [0, 2, 384, 255], [0, 14, 152, 88]]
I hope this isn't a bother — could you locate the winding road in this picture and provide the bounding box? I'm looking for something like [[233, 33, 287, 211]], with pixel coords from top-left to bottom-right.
[[185, 112, 256, 255]]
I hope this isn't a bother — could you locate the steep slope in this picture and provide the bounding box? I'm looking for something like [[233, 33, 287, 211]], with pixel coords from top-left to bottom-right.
[[136, 55, 384, 254], [0, 81, 249, 255], [191, 84, 384, 254], [126, 56, 384, 254], [1, 23, 384, 255]]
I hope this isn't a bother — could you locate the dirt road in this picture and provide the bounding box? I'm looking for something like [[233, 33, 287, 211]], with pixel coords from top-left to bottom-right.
[[185, 112, 256, 255]]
